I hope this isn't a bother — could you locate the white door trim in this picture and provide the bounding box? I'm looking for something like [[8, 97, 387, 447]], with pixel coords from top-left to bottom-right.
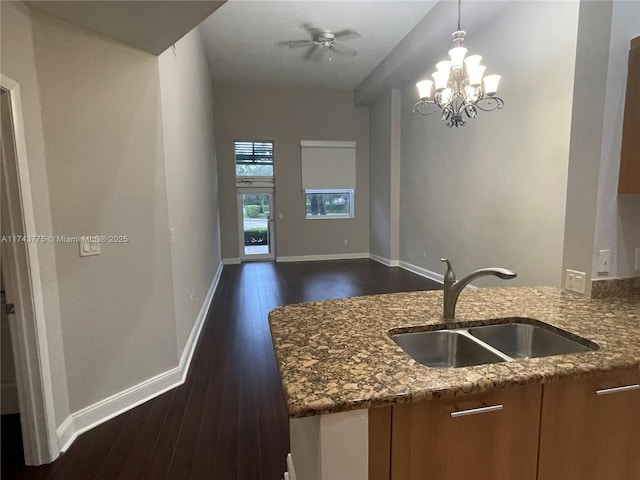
[[1, 74, 59, 464]]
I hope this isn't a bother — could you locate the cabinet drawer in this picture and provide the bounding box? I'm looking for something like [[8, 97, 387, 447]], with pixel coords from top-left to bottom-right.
[[390, 384, 542, 480]]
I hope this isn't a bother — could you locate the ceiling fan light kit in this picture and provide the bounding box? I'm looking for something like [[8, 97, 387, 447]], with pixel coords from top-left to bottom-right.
[[413, 0, 504, 127]]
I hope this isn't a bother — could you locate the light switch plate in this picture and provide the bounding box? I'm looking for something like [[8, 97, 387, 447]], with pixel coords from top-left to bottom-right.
[[79, 236, 100, 257]]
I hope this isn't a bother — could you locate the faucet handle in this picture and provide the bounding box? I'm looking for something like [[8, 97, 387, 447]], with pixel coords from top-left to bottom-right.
[[441, 258, 456, 283]]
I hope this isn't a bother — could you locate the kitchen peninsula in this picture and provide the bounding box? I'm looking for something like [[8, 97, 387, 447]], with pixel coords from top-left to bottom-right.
[[269, 287, 640, 480]]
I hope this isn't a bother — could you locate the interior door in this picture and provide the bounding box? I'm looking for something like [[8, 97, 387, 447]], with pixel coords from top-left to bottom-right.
[[237, 189, 275, 261]]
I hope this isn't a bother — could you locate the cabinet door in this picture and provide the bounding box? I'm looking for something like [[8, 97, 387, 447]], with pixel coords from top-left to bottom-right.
[[538, 370, 640, 480], [390, 384, 542, 480], [619, 36, 640, 194]]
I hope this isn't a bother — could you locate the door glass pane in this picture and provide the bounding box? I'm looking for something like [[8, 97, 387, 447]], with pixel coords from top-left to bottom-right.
[[242, 193, 270, 256]]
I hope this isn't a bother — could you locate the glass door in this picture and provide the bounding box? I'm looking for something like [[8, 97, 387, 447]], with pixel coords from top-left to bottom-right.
[[237, 190, 275, 261]]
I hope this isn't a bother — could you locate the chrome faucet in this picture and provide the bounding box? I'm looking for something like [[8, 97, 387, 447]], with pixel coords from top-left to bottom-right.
[[441, 258, 517, 320]]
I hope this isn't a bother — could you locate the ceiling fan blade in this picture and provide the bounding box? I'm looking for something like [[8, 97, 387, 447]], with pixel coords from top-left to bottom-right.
[[303, 44, 322, 60], [333, 29, 361, 41], [288, 40, 315, 49], [301, 23, 321, 37], [331, 44, 357, 57]]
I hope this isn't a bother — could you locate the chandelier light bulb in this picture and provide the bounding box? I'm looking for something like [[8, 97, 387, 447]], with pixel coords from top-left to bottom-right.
[[416, 80, 433, 100], [464, 55, 482, 69], [448, 47, 468, 69], [435, 60, 452, 75], [464, 85, 479, 102], [467, 65, 486, 86], [440, 88, 453, 105], [432, 71, 449, 91], [483, 74, 502, 95]]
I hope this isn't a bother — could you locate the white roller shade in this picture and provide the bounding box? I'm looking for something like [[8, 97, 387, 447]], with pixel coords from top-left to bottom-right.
[[301, 140, 356, 189]]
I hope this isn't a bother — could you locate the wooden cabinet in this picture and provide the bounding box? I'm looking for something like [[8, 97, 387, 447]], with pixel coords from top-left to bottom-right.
[[381, 384, 543, 480], [369, 371, 640, 480], [619, 36, 640, 195], [538, 370, 640, 480]]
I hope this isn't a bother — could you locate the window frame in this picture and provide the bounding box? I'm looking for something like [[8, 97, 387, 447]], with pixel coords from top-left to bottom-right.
[[304, 188, 355, 220], [234, 140, 275, 179]]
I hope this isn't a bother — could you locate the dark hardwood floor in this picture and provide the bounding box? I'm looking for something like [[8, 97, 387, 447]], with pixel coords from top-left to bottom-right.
[[2, 259, 440, 480]]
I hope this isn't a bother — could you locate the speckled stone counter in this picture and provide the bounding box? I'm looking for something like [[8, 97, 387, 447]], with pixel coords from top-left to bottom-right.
[[268, 287, 640, 418]]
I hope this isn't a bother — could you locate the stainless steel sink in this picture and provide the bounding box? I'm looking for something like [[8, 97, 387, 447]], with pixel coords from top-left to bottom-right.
[[390, 319, 598, 368], [390, 330, 506, 368], [468, 322, 594, 359]]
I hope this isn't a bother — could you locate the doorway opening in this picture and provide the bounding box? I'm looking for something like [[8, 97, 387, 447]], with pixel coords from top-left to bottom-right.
[[234, 140, 276, 262], [237, 190, 275, 261], [1, 78, 59, 465]]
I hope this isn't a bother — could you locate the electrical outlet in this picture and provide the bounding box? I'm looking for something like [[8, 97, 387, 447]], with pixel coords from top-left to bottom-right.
[[565, 269, 586, 294], [597, 249, 611, 273], [344, 239, 348, 246], [635, 247, 640, 271], [190, 290, 196, 305], [423, 250, 427, 258]]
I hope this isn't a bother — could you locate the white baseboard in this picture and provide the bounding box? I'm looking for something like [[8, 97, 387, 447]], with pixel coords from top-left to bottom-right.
[[398, 260, 444, 284], [369, 253, 399, 267], [58, 366, 182, 452], [276, 253, 369, 263], [222, 257, 241, 265], [179, 261, 222, 370], [56, 416, 75, 452], [286, 453, 298, 480], [57, 261, 224, 453]]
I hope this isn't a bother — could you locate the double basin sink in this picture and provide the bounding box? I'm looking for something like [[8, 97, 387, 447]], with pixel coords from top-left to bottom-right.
[[390, 319, 599, 368]]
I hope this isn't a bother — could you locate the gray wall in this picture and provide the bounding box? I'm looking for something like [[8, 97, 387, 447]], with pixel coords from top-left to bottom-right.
[[1, 2, 223, 420], [562, 0, 614, 296], [0, 1, 71, 425], [398, 1, 579, 287], [158, 28, 222, 355], [369, 91, 392, 260], [213, 83, 370, 260], [369, 89, 401, 263], [30, 10, 178, 412]]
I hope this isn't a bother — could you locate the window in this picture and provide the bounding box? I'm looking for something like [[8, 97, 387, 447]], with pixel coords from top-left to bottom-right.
[[235, 141, 274, 177], [305, 189, 354, 219], [300, 140, 356, 220]]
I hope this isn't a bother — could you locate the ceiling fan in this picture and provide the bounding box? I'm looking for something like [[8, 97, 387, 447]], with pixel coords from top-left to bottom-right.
[[285, 24, 361, 60]]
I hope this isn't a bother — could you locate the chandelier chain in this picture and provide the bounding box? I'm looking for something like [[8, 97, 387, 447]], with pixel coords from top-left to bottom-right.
[[457, 0, 462, 31]]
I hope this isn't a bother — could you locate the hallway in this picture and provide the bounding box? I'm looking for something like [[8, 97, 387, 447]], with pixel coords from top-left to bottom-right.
[[3, 260, 440, 480]]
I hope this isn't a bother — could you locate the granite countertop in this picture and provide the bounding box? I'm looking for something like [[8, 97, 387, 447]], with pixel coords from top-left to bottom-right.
[[268, 287, 640, 418]]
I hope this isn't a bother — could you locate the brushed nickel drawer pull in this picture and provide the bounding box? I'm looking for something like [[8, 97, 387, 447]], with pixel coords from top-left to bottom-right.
[[450, 404, 503, 418], [596, 384, 640, 396]]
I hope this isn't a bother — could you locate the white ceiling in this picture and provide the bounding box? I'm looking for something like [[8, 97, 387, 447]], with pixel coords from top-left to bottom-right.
[[26, 1, 225, 55], [199, 1, 437, 89]]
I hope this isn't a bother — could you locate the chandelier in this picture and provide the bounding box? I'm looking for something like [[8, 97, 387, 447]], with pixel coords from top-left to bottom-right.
[[413, 0, 504, 127]]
